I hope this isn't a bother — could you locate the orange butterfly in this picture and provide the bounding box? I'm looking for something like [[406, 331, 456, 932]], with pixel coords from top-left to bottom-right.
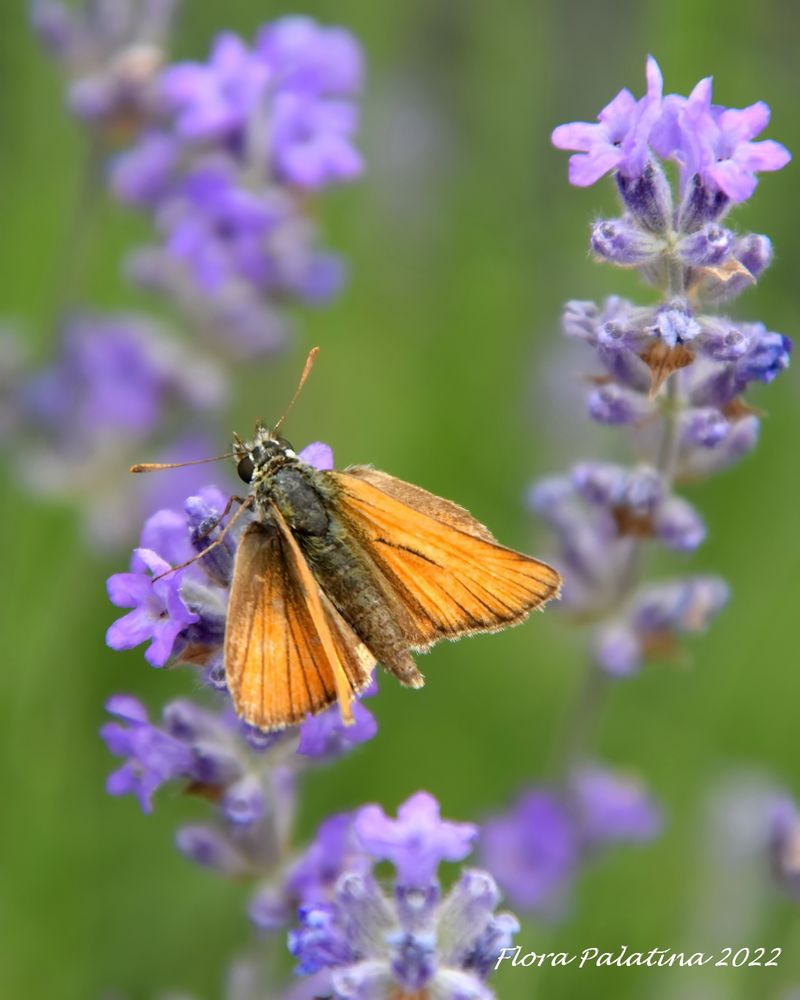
[[133, 350, 561, 731]]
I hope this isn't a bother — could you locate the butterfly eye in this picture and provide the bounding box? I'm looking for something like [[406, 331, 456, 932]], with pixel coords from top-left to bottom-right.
[[276, 435, 294, 451], [237, 456, 255, 483]]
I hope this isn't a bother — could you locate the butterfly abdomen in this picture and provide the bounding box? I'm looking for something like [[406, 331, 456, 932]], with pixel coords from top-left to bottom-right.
[[300, 520, 424, 688]]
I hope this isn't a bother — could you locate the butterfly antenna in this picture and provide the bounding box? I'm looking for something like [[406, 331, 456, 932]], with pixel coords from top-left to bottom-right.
[[272, 346, 319, 434], [130, 453, 234, 474]]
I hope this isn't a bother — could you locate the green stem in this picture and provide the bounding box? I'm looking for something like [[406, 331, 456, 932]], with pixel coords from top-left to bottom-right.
[[46, 137, 106, 327], [553, 251, 687, 779]]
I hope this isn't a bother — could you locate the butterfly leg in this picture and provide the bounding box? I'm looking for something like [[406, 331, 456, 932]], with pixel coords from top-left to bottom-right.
[[193, 494, 248, 544], [153, 496, 255, 581]]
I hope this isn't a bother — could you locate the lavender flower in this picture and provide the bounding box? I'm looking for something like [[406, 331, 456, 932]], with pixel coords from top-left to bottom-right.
[[651, 77, 791, 203], [111, 17, 364, 358], [553, 56, 790, 211], [551, 56, 663, 187], [540, 61, 790, 679], [289, 792, 518, 999], [106, 547, 199, 666], [480, 765, 661, 915]]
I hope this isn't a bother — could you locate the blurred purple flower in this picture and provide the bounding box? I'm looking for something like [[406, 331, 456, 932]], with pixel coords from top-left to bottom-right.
[[480, 790, 578, 914], [481, 766, 661, 915], [594, 576, 730, 676], [9, 313, 228, 547], [112, 16, 364, 358], [101, 694, 195, 812], [570, 765, 662, 848], [31, 0, 179, 132], [769, 796, 800, 900]]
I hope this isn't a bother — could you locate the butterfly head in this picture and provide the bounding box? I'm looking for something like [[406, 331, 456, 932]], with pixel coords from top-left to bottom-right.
[[233, 424, 296, 485]]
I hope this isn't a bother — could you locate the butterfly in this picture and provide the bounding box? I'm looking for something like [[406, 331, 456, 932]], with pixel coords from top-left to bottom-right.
[[133, 350, 561, 731]]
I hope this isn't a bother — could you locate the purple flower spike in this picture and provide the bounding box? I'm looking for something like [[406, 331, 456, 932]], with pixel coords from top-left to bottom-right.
[[106, 548, 198, 666], [355, 792, 478, 889], [552, 56, 663, 186]]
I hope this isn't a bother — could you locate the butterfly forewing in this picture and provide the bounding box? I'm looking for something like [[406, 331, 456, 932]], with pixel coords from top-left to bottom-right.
[[225, 520, 374, 729], [330, 468, 562, 649]]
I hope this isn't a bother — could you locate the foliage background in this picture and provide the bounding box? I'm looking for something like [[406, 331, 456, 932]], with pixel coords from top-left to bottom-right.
[[1, 0, 798, 997]]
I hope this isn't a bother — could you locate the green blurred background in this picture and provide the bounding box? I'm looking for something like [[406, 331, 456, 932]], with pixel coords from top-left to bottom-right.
[[1, 0, 799, 997]]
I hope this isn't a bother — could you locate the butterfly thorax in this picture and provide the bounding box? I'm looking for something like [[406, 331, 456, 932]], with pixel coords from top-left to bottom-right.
[[233, 428, 332, 537]]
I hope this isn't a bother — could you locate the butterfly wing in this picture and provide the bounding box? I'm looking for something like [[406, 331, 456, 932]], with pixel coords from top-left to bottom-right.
[[330, 467, 562, 649], [225, 518, 374, 731]]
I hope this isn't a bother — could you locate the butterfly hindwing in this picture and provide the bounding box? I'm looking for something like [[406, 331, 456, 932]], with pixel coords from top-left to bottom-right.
[[330, 467, 562, 649], [225, 519, 374, 730]]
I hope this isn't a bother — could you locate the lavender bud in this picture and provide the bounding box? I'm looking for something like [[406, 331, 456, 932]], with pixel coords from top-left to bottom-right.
[[681, 414, 761, 478], [734, 233, 773, 278], [587, 383, 650, 425], [249, 885, 291, 931], [594, 624, 641, 676], [221, 773, 266, 827], [176, 825, 248, 875], [526, 476, 573, 518], [615, 160, 673, 233], [562, 300, 603, 343], [633, 577, 730, 634], [436, 870, 499, 961], [681, 408, 730, 449], [590, 218, 664, 266], [596, 322, 652, 392], [571, 462, 627, 506], [676, 223, 734, 266], [678, 173, 730, 232], [162, 699, 220, 742], [654, 496, 706, 552], [623, 466, 663, 514], [203, 654, 228, 691], [697, 318, 751, 361], [462, 912, 520, 979]]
